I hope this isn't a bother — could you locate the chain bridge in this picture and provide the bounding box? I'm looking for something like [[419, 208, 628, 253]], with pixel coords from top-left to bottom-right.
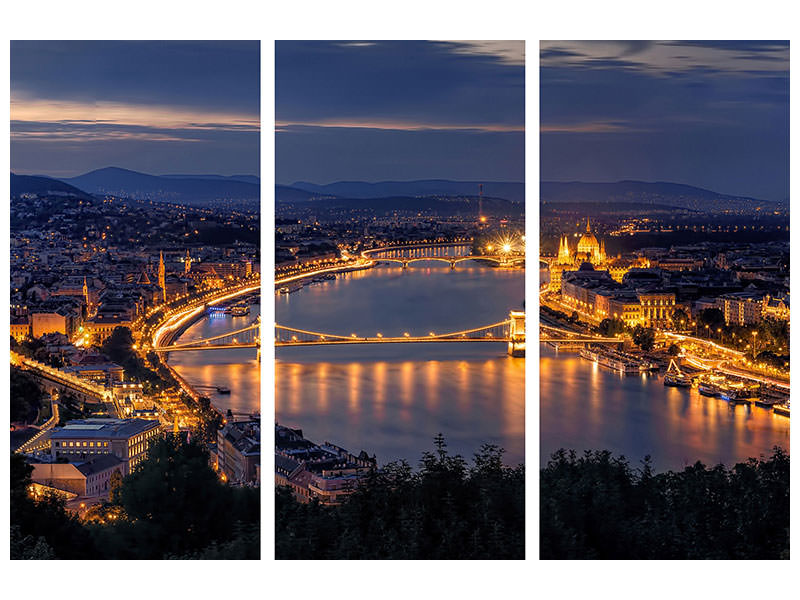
[[539, 323, 625, 346], [275, 311, 525, 356]]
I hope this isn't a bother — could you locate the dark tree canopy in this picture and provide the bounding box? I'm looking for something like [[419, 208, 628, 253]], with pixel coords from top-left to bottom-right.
[[541, 448, 789, 559], [276, 436, 525, 560], [10, 437, 259, 560]]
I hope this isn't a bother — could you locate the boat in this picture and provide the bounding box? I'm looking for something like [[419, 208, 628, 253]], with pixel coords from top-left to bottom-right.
[[719, 389, 751, 405], [663, 359, 692, 387], [216, 386, 231, 394], [226, 304, 249, 316], [698, 383, 719, 397], [278, 287, 290, 294], [773, 402, 790, 417], [580, 347, 639, 374], [754, 398, 780, 409]]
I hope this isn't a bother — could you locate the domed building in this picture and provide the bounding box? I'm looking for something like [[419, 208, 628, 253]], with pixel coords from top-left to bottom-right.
[[576, 218, 603, 261]]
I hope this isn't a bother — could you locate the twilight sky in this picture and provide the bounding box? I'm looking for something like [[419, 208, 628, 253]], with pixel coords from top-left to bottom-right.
[[276, 40, 525, 185], [11, 41, 260, 177], [541, 40, 789, 201]]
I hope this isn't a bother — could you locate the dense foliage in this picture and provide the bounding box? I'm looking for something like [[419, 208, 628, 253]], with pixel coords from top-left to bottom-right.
[[10, 366, 46, 424], [100, 327, 163, 386], [541, 448, 789, 559], [276, 435, 525, 559], [10, 436, 259, 559]]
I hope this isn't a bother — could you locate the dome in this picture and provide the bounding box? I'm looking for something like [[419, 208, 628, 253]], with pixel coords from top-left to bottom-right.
[[576, 218, 600, 256], [577, 232, 599, 254]]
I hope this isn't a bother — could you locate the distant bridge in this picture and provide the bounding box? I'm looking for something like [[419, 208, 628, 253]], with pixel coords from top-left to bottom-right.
[[362, 242, 524, 269], [152, 318, 260, 353], [539, 324, 624, 345]]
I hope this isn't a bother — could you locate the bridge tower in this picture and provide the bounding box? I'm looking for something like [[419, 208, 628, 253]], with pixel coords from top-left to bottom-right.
[[508, 310, 525, 357]]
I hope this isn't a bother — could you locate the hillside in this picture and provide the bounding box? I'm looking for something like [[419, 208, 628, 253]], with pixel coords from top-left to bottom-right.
[[10, 172, 94, 200], [292, 194, 523, 218], [59, 167, 259, 204], [541, 180, 782, 213], [290, 179, 525, 203]]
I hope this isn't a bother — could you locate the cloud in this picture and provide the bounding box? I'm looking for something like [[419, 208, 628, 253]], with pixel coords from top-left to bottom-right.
[[540, 121, 643, 134], [446, 40, 525, 65], [540, 40, 788, 76], [276, 118, 524, 133]]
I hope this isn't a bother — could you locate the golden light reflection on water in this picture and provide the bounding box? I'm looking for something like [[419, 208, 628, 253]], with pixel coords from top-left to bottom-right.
[[275, 355, 525, 465], [374, 361, 386, 421], [348, 362, 361, 414], [540, 344, 789, 470]]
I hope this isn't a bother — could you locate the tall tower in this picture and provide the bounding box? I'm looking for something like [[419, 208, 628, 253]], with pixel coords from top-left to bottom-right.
[[558, 235, 571, 264], [184, 249, 192, 274], [478, 183, 484, 223], [158, 251, 166, 303], [83, 277, 90, 312]]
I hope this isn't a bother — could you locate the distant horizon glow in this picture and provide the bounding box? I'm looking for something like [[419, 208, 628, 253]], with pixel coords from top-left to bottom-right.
[[11, 41, 260, 177]]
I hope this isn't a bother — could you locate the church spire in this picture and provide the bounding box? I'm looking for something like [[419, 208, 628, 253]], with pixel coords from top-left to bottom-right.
[[83, 277, 89, 311], [586, 217, 591, 233], [158, 251, 166, 303]]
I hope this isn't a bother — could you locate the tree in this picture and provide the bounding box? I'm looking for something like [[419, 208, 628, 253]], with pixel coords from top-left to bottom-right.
[[698, 308, 725, 333], [276, 436, 524, 560], [10, 366, 45, 424], [541, 447, 789, 559], [113, 435, 258, 558], [108, 470, 124, 504], [667, 343, 680, 356], [670, 308, 689, 330], [631, 325, 655, 352], [599, 318, 626, 337]]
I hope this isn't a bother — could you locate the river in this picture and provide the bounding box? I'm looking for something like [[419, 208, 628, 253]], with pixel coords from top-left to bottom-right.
[[168, 303, 261, 415], [540, 343, 790, 471], [275, 263, 526, 466]]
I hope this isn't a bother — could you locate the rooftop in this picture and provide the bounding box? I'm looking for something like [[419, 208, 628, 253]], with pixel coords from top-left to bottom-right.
[[50, 418, 159, 440]]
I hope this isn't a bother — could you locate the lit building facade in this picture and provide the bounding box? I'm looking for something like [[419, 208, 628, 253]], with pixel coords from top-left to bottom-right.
[[49, 418, 161, 476], [548, 219, 645, 292]]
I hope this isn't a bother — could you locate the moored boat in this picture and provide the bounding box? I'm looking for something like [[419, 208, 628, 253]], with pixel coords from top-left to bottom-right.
[[773, 402, 790, 417], [663, 359, 692, 387]]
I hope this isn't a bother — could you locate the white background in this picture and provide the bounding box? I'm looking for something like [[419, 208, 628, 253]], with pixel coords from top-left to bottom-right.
[[0, 0, 796, 597]]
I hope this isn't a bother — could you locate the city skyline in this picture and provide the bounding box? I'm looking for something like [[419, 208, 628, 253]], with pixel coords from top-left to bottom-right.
[[276, 40, 525, 184], [541, 40, 789, 201], [10, 40, 260, 177]]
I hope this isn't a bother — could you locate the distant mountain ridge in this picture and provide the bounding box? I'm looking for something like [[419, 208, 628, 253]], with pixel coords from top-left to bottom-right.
[[162, 173, 260, 185], [10, 172, 94, 200], [284, 194, 523, 218], [289, 179, 525, 203], [541, 180, 783, 212], [57, 167, 259, 204]]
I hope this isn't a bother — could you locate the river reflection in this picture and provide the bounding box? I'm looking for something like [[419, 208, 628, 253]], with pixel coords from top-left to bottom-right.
[[540, 344, 790, 471], [276, 264, 525, 465], [169, 304, 261, 415]]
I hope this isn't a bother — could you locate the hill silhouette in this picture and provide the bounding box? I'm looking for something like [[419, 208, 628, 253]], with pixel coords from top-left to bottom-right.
[[290, 179, 524, 203], [10, 172, 93, 200], [58, 167, 259, 204], [541, 180, 782, 213]]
